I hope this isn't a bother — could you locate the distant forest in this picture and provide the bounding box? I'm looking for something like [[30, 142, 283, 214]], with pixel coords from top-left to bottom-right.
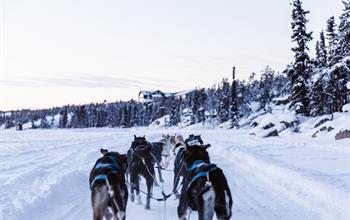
[[1, 0, 349, 129]]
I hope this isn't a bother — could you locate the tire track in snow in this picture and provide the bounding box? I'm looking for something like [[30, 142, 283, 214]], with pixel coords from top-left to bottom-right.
[[211, 145, 349, 220]]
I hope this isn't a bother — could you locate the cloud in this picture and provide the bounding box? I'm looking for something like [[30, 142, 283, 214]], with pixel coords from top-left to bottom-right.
[[0, 73, 185, 90]]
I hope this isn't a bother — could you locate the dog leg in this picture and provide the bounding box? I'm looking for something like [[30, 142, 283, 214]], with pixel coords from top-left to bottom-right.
[[173, 170, 180, 195], [145, 176, 153, 210], [154, 178, 159, 187], [201, 187, 215, 220], [92, 186, 109, 220], [177, 190, 189, 219], [158, 166, 164, 183], [137, 194, 142, 205], [117, 211, 126, 220], [178, 211, 187, 220]]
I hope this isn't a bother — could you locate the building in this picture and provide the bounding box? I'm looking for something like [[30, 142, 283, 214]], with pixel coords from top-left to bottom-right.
[[138, 89, 195, 103], [139, 90, 165, 103]]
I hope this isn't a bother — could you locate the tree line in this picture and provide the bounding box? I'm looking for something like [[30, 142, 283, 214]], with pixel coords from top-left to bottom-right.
[[1, 0, 349, 130]]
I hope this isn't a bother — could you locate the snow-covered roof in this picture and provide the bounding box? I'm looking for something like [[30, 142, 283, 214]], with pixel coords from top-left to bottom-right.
[[174, 89, 195, 97], [164, 92, 175, 97], [139, 90, 165, 97]]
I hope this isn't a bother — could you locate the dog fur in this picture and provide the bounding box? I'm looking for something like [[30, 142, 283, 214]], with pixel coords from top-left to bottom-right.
[[89, 149, 128, 220]]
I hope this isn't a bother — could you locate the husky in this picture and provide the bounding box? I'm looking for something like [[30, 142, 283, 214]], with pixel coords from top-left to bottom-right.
[[177, 136, 233, 220], [128, 135, 155, 209], [89, 149, 128, 220]]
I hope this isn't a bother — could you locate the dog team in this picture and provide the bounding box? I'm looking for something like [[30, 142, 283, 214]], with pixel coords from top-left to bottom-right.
[[89, 134, 233, 220]]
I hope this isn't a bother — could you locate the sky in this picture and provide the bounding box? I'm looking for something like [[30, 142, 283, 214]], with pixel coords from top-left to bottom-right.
[[0, 0, 344, 110]]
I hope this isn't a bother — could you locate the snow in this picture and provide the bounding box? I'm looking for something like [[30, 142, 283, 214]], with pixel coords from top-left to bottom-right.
[[250, 112, 297, 137], [148, 115, 170, 128], [347, 81, 350, 90], [0, 128, 349, 220], [343, 103, 350, 112], [301, 112, 350, 138]]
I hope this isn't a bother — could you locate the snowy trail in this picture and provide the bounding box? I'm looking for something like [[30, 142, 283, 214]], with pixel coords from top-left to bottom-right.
[[0, 128, 349, 220]]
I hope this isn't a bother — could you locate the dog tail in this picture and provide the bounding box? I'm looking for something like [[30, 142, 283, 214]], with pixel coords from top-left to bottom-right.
[[209, 168, 233, 219]]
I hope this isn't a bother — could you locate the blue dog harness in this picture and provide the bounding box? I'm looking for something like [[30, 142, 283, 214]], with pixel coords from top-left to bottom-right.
[[90, 155, 121, 189], [186, 160, 218, 190]]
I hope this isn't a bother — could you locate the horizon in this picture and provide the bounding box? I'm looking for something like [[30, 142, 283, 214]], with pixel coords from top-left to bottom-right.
[[0, 0, 344, 111]]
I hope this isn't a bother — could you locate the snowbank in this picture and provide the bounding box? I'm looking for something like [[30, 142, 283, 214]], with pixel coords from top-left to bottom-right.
[[249, 112, 297, 138]]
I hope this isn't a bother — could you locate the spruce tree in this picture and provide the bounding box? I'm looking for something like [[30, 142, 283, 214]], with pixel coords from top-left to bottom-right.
[[338, 0, 350, 57], [230, 67, 239, 128], [333, 0, 350, 110], [316, 31, 327, 67], [259, 66, 275, 111], [310, 72, 326, 116], [289, 0, 313, 115], [325, 2, 350, 113], [217, 79, 230, 123], [310, 31, 327, 116]]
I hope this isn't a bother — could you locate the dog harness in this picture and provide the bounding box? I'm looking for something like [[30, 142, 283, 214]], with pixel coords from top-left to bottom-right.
[[90, 155, 121, 189], [186, 160, 218, 190]]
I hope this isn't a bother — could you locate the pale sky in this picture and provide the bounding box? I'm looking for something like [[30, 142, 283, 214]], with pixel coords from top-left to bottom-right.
[[0, 0, 343, 110]]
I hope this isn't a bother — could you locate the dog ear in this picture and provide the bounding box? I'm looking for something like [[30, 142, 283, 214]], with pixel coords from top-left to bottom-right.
[[175, 143, 182, 149], [100, 148, 108, 155], [203, 144, 211, 149], [143, 135, 145, 138], [134, 135, 137, 139]]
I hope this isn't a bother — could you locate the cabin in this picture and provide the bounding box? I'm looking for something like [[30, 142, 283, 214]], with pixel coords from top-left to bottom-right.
[[138, 90, 167, 103], [16, 122, 23, 131], [138, 89, 195, 104]]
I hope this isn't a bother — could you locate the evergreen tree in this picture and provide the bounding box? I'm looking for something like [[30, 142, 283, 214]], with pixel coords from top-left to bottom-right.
[[310, 31, 328, 116], [169, 99, 181, 126], [289, 0, 313, 115], [338, 0, 350, 57], [310, 71, 326, 116], [315, 31, 327, 67], [237, 81, 251, 117], [326, 16, 339, 65], [230, 67, 239, 128], [326, 1, 350, 112], [258, 66, 275, 111], [59, 108, 68, 128], [217, 79, 230, 123], [40, 115, 50, 129]]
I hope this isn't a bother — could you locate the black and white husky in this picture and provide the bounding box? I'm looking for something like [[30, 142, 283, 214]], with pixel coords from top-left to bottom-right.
[[177, 136, 233, 220], [89, 149, 128, 220], [128, 135, 155, 210]]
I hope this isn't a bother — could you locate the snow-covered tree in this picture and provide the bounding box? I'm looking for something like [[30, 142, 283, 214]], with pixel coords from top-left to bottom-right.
[[326, 16, 338, 65], [289, 0, 313, 115], [326, 1, 350, 113], [258, 66, 275, 111], [217, 79, 230, 123], [230, 67, 239, 128], [315, 31, 327, 67]]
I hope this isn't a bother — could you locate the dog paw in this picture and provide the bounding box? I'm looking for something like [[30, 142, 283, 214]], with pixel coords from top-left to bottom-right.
[[130, 194, 135, 202], [145, 204, 151, 210], [137, 195, 142, 205]]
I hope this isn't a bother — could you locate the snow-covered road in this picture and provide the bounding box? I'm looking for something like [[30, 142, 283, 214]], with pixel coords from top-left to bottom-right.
[[0, 128, 349, 220]]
